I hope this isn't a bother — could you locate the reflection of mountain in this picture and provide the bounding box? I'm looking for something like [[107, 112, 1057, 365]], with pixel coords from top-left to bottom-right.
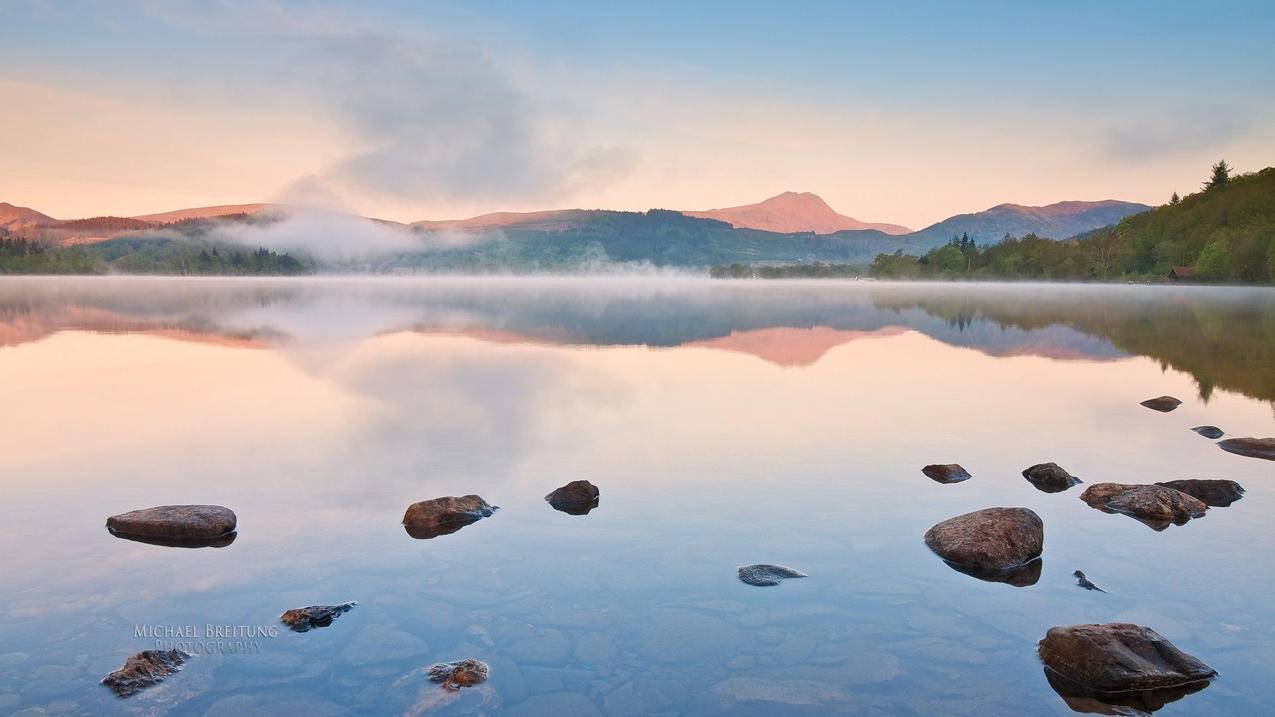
[[1, 279, 1270, 403]]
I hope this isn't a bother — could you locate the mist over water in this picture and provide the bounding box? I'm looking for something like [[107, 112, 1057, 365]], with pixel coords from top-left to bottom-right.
[[0, 277, 1272, 715]]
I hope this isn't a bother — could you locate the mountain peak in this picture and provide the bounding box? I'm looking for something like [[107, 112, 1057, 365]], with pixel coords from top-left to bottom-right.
[[684, 192, 911, 235]]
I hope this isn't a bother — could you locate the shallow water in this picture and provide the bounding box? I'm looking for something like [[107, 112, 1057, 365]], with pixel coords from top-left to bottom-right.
[[0, 276, 1273, 716]]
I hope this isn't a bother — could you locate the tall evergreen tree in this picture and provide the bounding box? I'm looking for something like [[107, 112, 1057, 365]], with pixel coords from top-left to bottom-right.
[[1204, 160, 1231, 190], [1169, 192, 1180, 205]]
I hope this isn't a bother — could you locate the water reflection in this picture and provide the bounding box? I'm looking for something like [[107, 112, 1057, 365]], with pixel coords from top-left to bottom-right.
[[941, 557, 1043, 587], [106, 529, 238, 549], [1043, 667, 1212, 715]]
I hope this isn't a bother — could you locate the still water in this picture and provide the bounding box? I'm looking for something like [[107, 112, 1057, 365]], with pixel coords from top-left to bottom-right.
[[0, 277, 1272, 716]]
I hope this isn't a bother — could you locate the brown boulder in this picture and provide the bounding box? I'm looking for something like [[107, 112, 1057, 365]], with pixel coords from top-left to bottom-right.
[[427, 659, 489, 689], [923, 507, 1043, 573], [101, 649, 189, 697], [106, 505, 236, 540], [1080, 484, 1206, 531], [1038, 623, 1215, 693], [280, 602, 356, 632], [1218, 437, 1275, 461], [1022, 462, 1082, 493], [1155, 479, 1244, 508], [921, 464, 971, 484], [402, 495, 496, 539], [545, 480, 600, 514], [1140, 396, 1182, 412]]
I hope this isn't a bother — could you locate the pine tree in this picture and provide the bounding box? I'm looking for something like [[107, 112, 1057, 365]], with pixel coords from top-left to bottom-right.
[[1204, 160, 1231, 191], [1169, 192, 1180, 205]]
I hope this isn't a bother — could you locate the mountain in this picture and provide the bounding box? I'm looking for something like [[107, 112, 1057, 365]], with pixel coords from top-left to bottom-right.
[[130, 204, 278, 223], [0, 202, 58, 232], [910, 200, 1151, 246], [412, 209, 589, 231], [684, 192, 912, 235]]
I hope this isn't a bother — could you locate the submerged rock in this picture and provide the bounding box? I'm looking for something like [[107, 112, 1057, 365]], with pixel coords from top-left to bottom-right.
[[1140, 396, 1182, 412], [402, 495, 496, 539], [1022, 463, 1082, 493], [736, 564, 807, 587], [1080, 483, 1206, 531], [427, 659, 489, 689], [1073, 570, 1105, 593], [921, 464, 971, 484], [923, 507, 1043, 574], [1218, 437, 1275, 462], [1155, 479, 1245, 507], [280, 603, 356, 632], [1191, 426, 1224, 439], [545, 480, 600, 515], [101, 649, 189, 698], [106, 505, 236, 540], [1038, 623, 1215, 694]]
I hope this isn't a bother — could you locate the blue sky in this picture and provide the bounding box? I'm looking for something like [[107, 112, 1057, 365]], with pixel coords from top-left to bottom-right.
[[2, 1, 1273, 227]]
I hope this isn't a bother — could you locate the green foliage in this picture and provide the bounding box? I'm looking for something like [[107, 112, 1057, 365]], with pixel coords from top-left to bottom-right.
[[709, 262, 861, 279], [1204, 159, 1231, 191], [0, 234, 309, 276], [1194, 239, 1231, 279]]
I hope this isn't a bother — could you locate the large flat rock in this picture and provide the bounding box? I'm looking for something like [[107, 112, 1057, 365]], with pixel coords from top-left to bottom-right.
[[1218, 437, 1275, 461], [1038, 623, 1215, 693], [106, 505, 236, 540], [1080, 483, 1206, 530]]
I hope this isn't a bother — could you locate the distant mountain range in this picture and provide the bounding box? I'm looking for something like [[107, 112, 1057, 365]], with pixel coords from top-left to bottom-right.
[[1, 191, 1153, 272]]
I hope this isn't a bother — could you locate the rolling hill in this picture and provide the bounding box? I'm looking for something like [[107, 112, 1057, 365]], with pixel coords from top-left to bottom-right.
[[683, 191, 912, 235], [909, 200, 1151, 246]]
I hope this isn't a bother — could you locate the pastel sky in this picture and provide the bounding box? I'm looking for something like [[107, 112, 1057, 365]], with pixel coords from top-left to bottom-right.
[[2, 0, 1273, 228]]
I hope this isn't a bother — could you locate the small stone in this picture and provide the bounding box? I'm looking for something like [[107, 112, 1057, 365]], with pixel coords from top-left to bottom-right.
[[1191, 426, 1224, 439], [100, 650, 189, 698], [1022, 463, 1082, 493], [402, 495, 496, 539], [426, 659, 489, 689], [280, 602, 356, 632], [1140, 396, 1182, 412], [106, 505, 236, 540], [921, 464, 971, 484], [737, 564, 807, 586], [545, 480, 600, 515], [1218, 437, 1275, 462], [1155, 479, 1244, 507]]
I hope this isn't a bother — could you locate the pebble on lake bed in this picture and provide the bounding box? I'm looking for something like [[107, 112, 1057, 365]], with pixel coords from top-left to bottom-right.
[[100, 649, 189, 698], [1140, 395, 1182, 412], [737, 564, 807, 586], [426, 659, 489, 689], [280, 602, 356, 632], [921, 464, 971, 484]]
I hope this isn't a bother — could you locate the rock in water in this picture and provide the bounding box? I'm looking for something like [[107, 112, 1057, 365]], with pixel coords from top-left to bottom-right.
[[101, 649, 189, 697], [1155, 479, 1245, 507], [280, 602, 356, 632], [737, 564, 807, 587], [427, 659, 489, 689], [1218, 437, 1275, 462], [1021, 463, 1083, 493], [1191, 426, 1224, 439], [1140, 396, 1182, 412], [1079, 483, 1206, 530], [106, 505, 236, 540], [402, 495, 496, 539], [545, 480, 601, 514], [921, 464, 971, 484], [1073, 570, 1105, 593], [1038, 624, 1215, 693], [923, 507, 1044, 573]]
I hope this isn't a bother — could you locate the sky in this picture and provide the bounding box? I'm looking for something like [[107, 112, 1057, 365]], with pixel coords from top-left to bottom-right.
[[1, 0, 1273, 229]]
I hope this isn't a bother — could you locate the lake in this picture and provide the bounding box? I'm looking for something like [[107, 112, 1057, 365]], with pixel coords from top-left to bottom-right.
[[0, 276, 1272, 716]]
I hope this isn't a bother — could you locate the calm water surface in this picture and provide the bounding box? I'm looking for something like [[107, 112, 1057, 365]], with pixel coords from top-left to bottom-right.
[[0, 277, 1273, 716]]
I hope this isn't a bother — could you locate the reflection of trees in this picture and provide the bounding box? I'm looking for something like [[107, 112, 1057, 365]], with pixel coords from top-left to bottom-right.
[[874, 288, 1275, 405]]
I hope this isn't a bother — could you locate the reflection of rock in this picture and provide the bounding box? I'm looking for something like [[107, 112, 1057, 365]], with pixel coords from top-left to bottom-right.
[[737, 564, 807, 586], [108, 531, 237, 549], [280, 603, 356, 632], [100, 649, 189, 698], [1218, 437, 1275, 462], [427, 658, 489, 689], [1038, 623, 1215, 703], [943, 556, 1042, 587], [1022, 463, 1083, 493], [545, 480, 600, 514], [1191, 425, 1224, 439], [923, 507, 1044, 572], [1043, 666, 1210, 715], [1140, 396, 1182, 412], [402, 495, 496, 539], [1079, 484, 1206, 531], [1155, 479, 1244, 507], [921, 464, 971, 484], [106, 505, 236, 540]]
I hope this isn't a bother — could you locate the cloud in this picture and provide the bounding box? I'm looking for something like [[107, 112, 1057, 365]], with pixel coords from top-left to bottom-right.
[[1100, 108, 1252, 163]]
